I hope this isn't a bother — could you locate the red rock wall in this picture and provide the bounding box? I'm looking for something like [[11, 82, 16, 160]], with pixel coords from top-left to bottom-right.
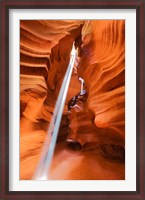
[[20, 20, 83, 121], [20, 20, 125, 180], [20, 20, 83, 179], [78, 20, 125, 146]]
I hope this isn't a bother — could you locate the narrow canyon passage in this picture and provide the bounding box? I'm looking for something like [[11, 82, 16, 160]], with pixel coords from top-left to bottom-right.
[[20, 20, 125, 180]]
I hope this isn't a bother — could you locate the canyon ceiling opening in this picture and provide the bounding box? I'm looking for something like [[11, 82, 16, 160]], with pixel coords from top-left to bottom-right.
[[20, 20, 125, 180]]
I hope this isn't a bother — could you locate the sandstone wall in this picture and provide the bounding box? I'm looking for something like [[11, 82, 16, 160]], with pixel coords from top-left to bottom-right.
[[78, 20, 125, 146], [20, 20, 125, 180]]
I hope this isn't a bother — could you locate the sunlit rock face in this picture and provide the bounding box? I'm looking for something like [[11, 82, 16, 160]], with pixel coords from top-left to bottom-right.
[[78, 20, 125, 146], [20, 20, 125, 180], [67, 90, 125, 162], [67, 90, 96, 147], [20, 20, 83, 121], [20, 20, 83, 179]]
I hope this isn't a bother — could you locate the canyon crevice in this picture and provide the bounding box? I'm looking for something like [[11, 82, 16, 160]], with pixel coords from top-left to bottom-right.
[[20, 20, 125, 180]]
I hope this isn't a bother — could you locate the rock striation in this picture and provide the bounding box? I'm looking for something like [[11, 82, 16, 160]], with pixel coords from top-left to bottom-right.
[[78, 20, 125, 146], [20, 20, 125, 180], [67, 89, 125, 162]]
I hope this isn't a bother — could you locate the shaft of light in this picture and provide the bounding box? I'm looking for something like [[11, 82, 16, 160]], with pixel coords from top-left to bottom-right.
[[33, 43, 77, 180], [79, 77, 84, 95]]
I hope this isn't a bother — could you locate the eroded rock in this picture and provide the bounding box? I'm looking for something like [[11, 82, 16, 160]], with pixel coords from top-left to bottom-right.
[[20, 20, 125, 180]]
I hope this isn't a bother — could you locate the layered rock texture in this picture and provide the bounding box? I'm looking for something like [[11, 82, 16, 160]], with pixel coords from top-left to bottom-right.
[[20, 20, 125, 180], [78, 20, 125, 144]]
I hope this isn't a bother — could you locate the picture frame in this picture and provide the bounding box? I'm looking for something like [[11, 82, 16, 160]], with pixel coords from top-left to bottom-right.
[[0, 0, 144, 199]]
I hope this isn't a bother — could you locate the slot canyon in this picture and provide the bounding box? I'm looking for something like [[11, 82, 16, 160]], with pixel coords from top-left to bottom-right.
[[20, 20, 125, 180]]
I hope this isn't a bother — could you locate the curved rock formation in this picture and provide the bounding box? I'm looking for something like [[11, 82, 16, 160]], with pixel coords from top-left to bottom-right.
[[20, 20, 83, 121], [20, 20, 83, 179], [67, 89, 124, 162], [78, 20, 125, 145], [20, 20, 125, 180]]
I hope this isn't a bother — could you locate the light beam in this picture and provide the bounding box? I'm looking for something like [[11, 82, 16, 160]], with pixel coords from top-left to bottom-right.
[[33, 43, 78, 180]]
